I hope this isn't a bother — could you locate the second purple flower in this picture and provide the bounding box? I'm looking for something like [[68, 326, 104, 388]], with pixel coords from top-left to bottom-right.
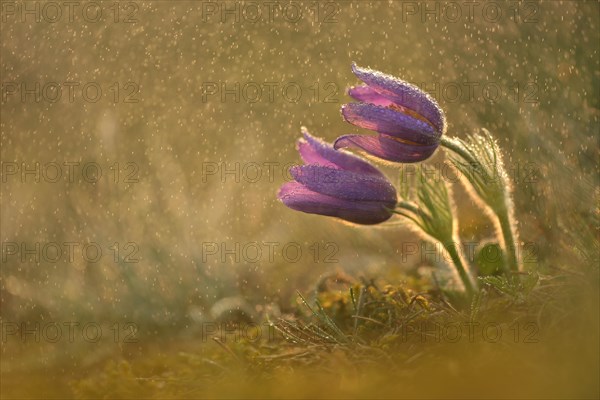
[[335, 63, 447, 163], [278, 128, 397, 225]]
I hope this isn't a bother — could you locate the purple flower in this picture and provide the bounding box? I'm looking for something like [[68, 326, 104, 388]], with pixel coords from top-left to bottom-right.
[[278, 128, 397, 225], [334, 63, 447, 163]]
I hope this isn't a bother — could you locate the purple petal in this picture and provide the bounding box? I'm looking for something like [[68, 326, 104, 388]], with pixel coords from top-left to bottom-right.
[[297, 139, 338, 169], [278, 182, 395, 225], [351, 63, 446, 133], [290, 165, 397, 203], [297, 127, 385, 177], [342, 103, 440, 145], [334, 134, 439, 163], [348, 85, 393, 107]]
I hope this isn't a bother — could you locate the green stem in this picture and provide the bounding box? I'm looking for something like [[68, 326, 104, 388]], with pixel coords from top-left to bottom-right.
[[444, 241, 476, 296], [441, 134, 521, 274], [395, 201, 425, 217], [497, 207, 520, 273], [440, 136, 476, 164]]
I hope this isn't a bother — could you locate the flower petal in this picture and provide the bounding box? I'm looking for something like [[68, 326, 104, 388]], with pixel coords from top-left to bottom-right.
[[348, 85, 393, 107], [278, 182, 395, 225], [297, 139, 338, 169], [297, 127, 386, 177], [342, 103, 440, 145], [351, 63, 446, 133], [290, 165, 397, 203], [334, 134, 439, 163]]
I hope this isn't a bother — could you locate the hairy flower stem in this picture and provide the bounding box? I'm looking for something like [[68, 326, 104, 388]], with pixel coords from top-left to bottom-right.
[[439, 136, 476, 164], [392, 205, 476, 296], [394, 201, 425, 218], [440, 135, 521, 274], [444, 241, 476, 296], [497, 207, 519, 273]]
